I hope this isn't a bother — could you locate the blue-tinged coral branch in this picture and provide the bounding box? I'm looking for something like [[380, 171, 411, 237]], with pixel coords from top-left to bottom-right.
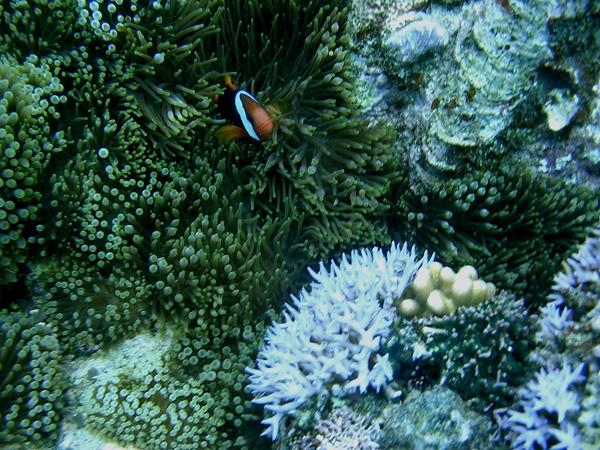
[[247, 242, 432, 440]]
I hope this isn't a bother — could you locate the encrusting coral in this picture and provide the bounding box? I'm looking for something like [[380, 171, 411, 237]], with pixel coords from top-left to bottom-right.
[[381, 11, 450, 67], [422, 0, 554, 147], [378, 386, 496, 450]]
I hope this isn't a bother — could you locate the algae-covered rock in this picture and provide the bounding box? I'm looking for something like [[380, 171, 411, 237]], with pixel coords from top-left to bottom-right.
[[544, 88, 580, 132], [382, 12, 449, 66], [379, 386, 496, 450]]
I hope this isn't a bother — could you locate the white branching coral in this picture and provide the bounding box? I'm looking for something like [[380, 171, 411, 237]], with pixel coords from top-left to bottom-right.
[[314, 406, 380, 450], [511, 224, 600, 449], [501, 364, 586, 450], [536, 301, 575, 343], [551, 226, 600, 304], [247, 242, 431, 440]]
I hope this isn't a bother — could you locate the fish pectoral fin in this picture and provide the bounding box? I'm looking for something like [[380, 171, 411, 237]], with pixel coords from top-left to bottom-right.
[[216, 124, 246, 143]]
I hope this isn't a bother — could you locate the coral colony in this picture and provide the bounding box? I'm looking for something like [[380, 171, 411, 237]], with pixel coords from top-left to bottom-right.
[[248, 243, 431, 439], [0, 1, 599, 450]]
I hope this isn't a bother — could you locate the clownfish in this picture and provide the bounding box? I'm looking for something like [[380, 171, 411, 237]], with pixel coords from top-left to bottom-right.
[[214, 76, 274, 143]]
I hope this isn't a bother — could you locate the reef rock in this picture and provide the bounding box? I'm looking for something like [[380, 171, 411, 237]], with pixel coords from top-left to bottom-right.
[[378, 386, 495, 450]]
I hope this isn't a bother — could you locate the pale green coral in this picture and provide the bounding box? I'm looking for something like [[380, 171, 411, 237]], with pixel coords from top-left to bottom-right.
[[0, 311, 65, 446], [74, 328, 265, 449], [0, 54, 67, 284]]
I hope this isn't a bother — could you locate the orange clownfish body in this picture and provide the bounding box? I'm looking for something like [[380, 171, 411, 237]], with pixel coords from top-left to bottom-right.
[[215, 76, 274, 143]]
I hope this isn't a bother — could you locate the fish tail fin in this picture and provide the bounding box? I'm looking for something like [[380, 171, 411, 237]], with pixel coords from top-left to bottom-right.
[[216, 124, 246, 143]]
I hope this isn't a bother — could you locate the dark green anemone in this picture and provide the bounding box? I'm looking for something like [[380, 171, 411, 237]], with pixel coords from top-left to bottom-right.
[[217, 0, 396, 260], [386, 291, 534, 409], [389, 163, 599, 305]]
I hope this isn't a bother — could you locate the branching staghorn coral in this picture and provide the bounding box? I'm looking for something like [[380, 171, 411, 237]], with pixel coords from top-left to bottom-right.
[[248, 242, 431, 440], [580, 369, 600, 449], [312, 405, 380, 450], [551, 225, 600, 314], [500, 363, 587, 450], [497, 224, 600, 449]]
